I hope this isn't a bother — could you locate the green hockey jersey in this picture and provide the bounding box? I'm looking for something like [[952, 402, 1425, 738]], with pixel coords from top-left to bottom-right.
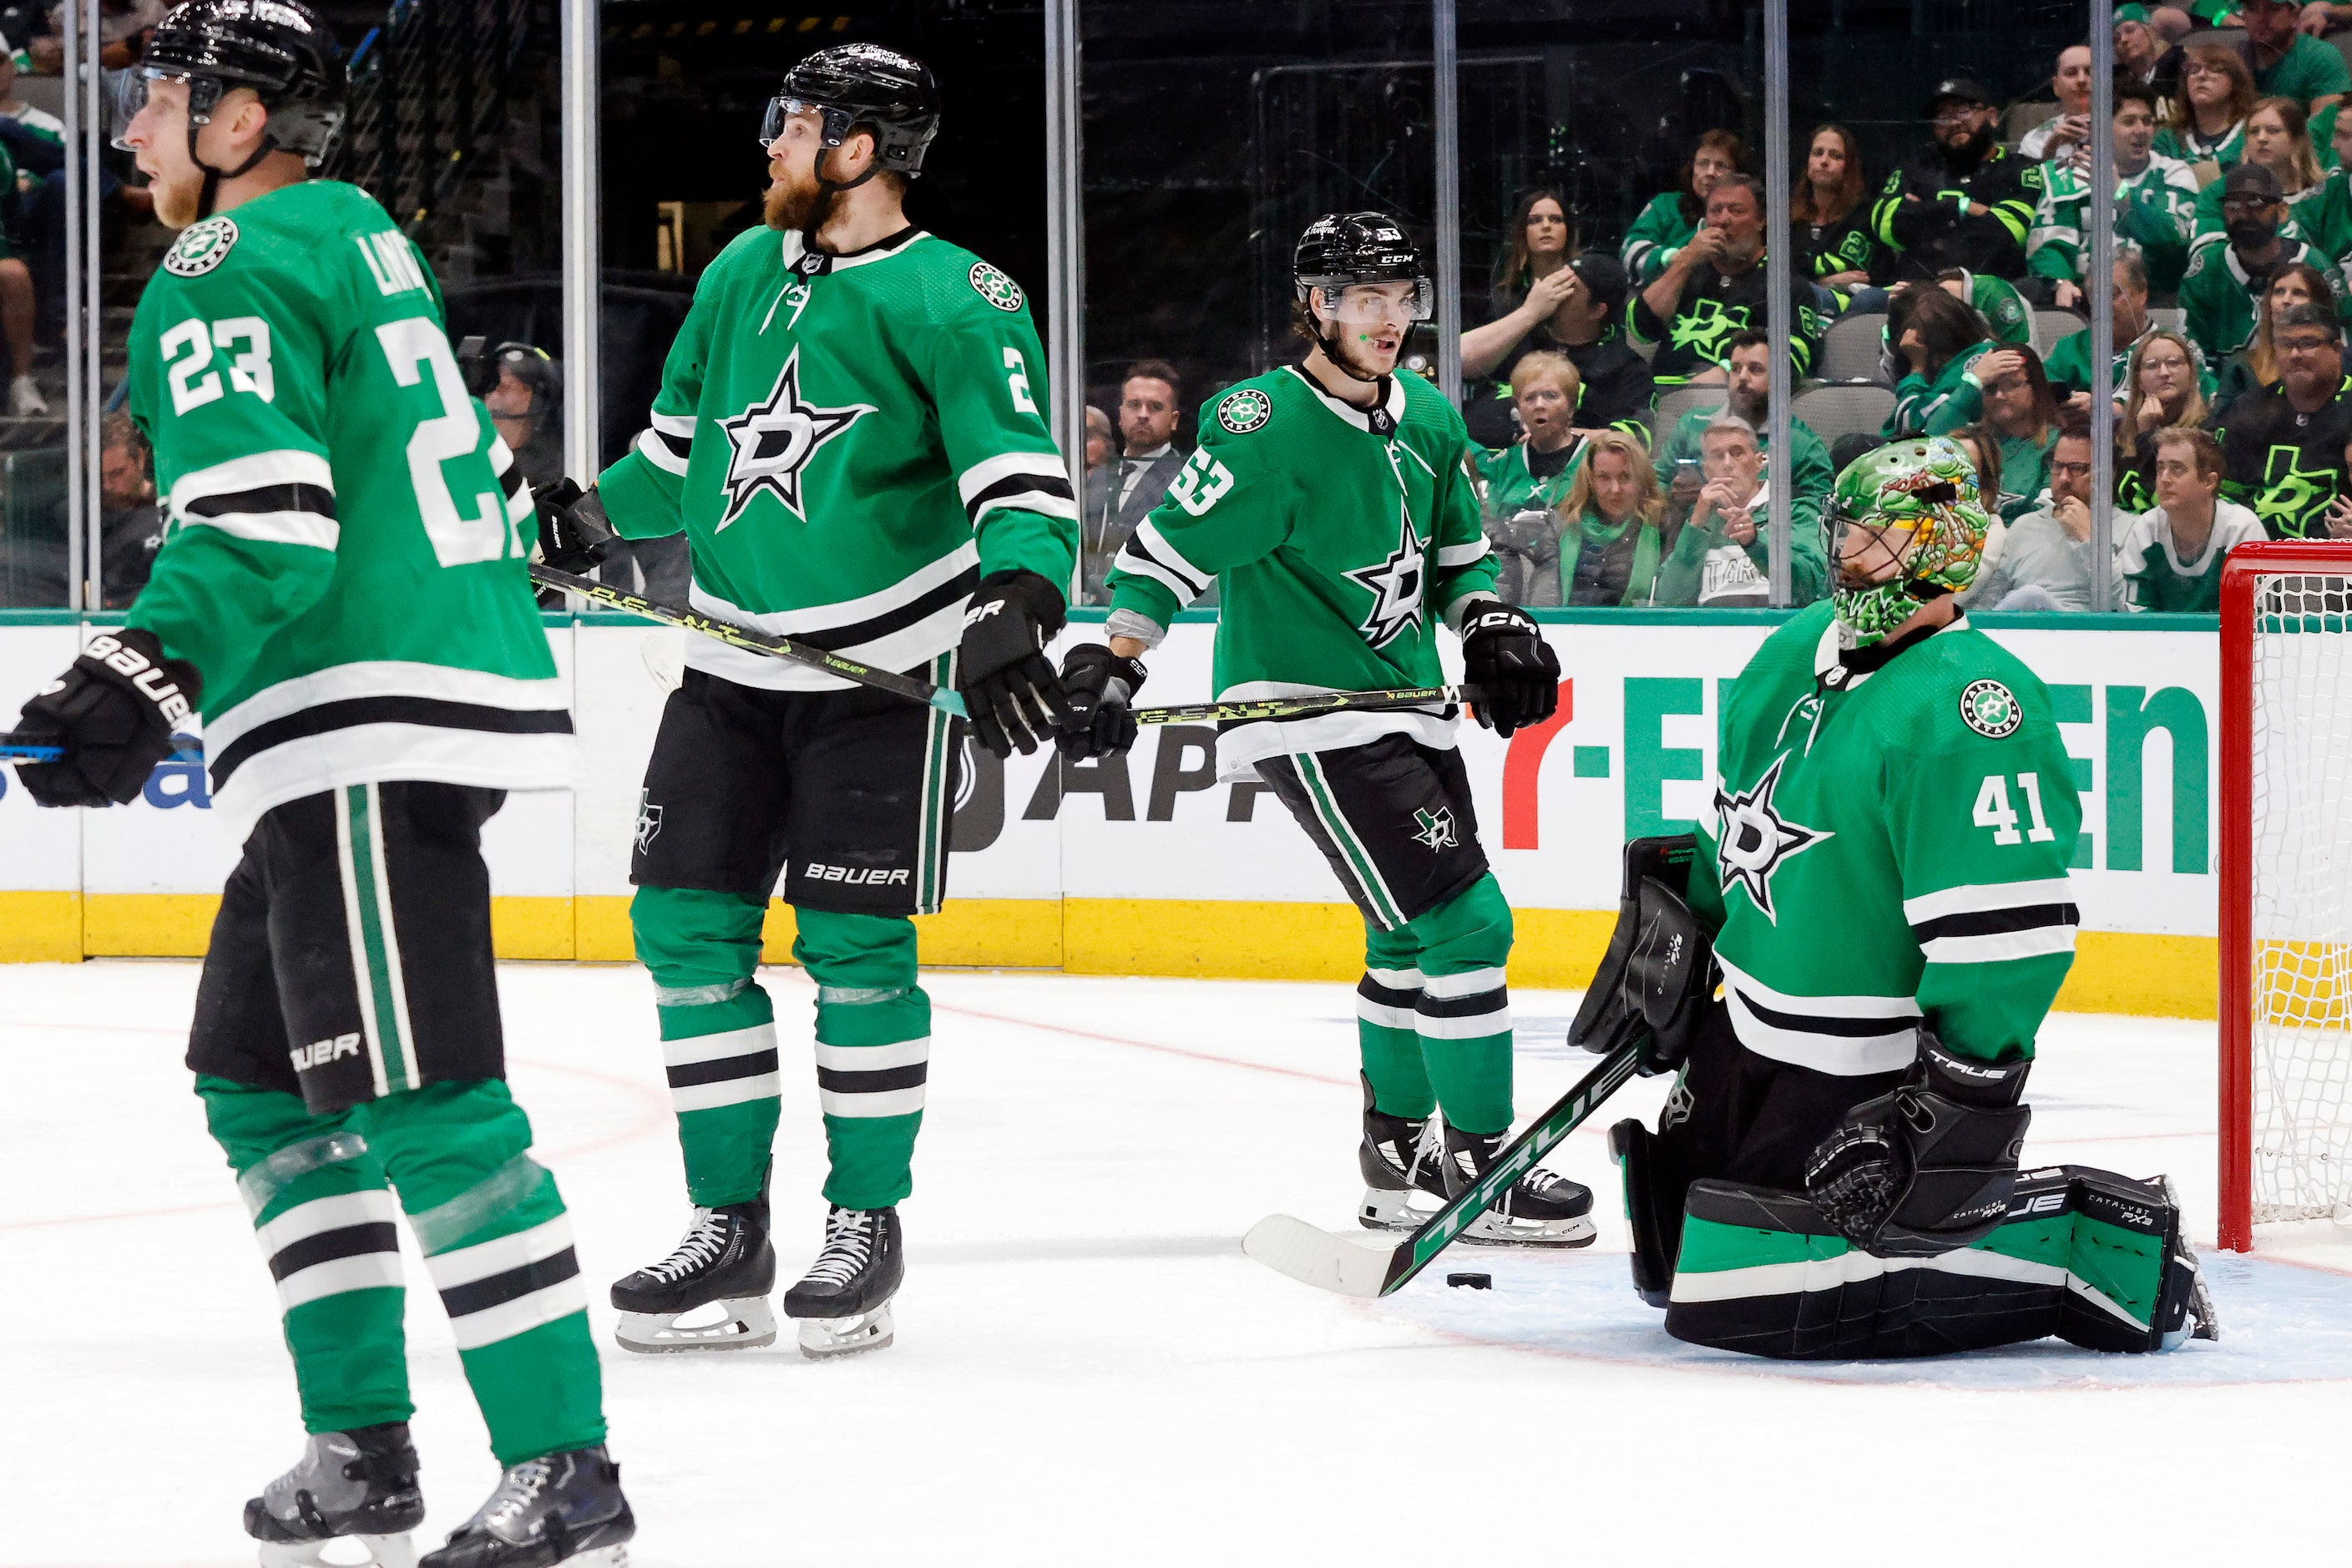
[[124, 180, 566, 840], [596, 225, 1076, 690], [1104, 367, 1497, 772], [1687, 602, 2081, 1072], [2026, 155, 2197, 291]]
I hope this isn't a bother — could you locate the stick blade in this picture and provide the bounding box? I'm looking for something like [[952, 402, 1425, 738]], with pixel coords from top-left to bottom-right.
[[1242, 1214, 1399, 1298]]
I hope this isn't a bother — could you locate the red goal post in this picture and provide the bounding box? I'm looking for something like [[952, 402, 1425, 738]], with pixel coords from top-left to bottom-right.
[[2218, 539, 2352, 1252]]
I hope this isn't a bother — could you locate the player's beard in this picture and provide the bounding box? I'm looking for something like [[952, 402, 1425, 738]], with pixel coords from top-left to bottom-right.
[[150, 166, 206, 230], [764, 159, 838, 237], [1331, 326, 1399, 381]]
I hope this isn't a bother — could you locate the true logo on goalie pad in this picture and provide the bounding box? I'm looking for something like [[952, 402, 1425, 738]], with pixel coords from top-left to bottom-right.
[[1958, 679, 2022, 739]]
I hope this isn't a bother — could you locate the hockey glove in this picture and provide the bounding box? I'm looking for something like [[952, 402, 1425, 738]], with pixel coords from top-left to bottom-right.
[[1568, 835, 1716, 1076], [1459, 599, 1560, 737], [11, 628, 200, 807], [957, 569, 1078, 757], [1055, 642, 1148, 761], [533, 478, 616, 573], [1803, 1024, 2032, 1258]]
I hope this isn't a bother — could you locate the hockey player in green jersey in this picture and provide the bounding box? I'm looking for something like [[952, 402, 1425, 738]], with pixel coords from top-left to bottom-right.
[[1061, 213, 1592, 1246], [1588, 437, 2218, 1358], [9, 4, 631, 1563], [561, 45, 1079, 1361]]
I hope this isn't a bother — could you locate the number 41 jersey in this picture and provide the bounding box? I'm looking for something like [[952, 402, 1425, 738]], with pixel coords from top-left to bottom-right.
[[1685, 601, 2082, 1075], [125, 180, 568, 841]]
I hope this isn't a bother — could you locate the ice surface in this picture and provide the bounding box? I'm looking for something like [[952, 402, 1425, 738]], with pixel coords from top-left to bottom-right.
[[6, 960, 2351, 1566]]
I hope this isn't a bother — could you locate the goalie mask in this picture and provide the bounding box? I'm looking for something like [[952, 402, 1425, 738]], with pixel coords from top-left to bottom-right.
[[1827, 437, 1991, 645]]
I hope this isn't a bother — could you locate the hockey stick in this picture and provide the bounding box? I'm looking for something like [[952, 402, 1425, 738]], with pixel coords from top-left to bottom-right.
[[537, 564, 1488, 726], [1242, 1039, 1646, 1298], [1, 741, 62, 762]]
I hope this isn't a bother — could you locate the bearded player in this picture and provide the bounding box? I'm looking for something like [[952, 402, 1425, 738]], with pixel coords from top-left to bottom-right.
[[548, 46, 1078, 1360], [1584, 437, 2219, 1357], [1054, 213, 1590, 1245]]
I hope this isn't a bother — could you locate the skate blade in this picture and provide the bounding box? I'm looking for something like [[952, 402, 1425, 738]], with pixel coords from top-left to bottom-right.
[[553, 1549, 629, 1568], [1357, 1186, 1442, 1232], [613, 1297, 776, 1354], [796, 1302, 894, 1359], [257, 1534, 418, 1568], [1458, 1212, 1599, 1250]]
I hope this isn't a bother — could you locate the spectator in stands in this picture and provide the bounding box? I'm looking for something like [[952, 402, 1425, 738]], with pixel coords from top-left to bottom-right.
[[2189, 97, 2322, 249], [2117, 427, 2268, 609], [28, 0, 164, 72], [482, 343, 562, 492], [2157, 45, 2258, 169], [2021, 45, 2096, 165], [1872, 75, 2043, 281], [0, 155, 38, 416], [1077, 360, 1187, 601], [1793, 124, 1884, 306], [1633, 174, 1818, 387], [1948, 425, 2007, 534], [2238, 0, 2348, 114], [1462, 228, 1651, 446], [2215, 258, 2339, 407], [1555, 431, 1672, 607], [0, 40, 58, 143], [2117, 328, 2213, 510], [1461, 188, 1579, 443], [1621, 130, 1746, 285], [1970, 416, 2101, 611], [2046, 252, 2167, 406], [1084, 404, 1113, 473], [1883, 284, 1995, 436], [1653, 414, 1823, 607], [1475, 351, 1587, 605], [2183, 162, 2335, 359], [1899, 268, 2032, 347], [1652, 329, 1833, 519], [98, 411, 159, 608], [2218, 301, 2352, 534], [2031, 83, 2199, 305], [1975, 346, 2066, 520], [2116, 8, 2190, 102]]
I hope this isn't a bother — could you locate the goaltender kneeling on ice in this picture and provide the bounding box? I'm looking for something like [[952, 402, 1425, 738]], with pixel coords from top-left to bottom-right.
[[1572, 437, 2218, 1359]]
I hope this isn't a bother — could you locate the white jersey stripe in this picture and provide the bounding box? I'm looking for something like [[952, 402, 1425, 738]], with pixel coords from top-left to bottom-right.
[[635, 425, 690, 475], [818, 1085, 928, 1119], [1901, 878, 2078, 924], [1421, 966, 1508, 999], [957, 448, 1073, 508], [254, 1189, 400, 1256], [813, 1038, 931, 1072], [1919, 926, 2080, 965], [670, 1073, 784, 1114], [662, 1023, 778, 1068], [278, 1251, 406, 1311], [187, 507, 340, 550]]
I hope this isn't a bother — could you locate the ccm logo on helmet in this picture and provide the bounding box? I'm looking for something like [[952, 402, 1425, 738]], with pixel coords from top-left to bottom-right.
[[804, 862, 910, 886], [86, 634, 195, 729]]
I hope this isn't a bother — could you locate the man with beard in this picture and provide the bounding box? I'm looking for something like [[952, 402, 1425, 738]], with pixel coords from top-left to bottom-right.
[[2183, 161, 2340, 359], [1651, 329, 1834, 529], [565, 45, 1080, 1362], [1632, 174, 1821, 387], [2238, 0, 2348, 115], [1871, 77, 2046, 281], [2213, 302, 2352, 537]]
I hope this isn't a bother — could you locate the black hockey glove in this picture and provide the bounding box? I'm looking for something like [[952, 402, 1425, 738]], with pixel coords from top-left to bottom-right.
[[1568, 835, 1716, 1076], [533, 478, 616, 574], [11, 628, 200, 808], [1459, 599, 1560, 737], [1803, 1025, 2032, 1258], [1055, 642, 1148, 761], [957, 569, 1078, 758]]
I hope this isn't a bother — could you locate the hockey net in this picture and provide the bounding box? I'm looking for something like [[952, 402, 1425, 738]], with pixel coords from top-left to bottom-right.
[[2221, 543, 2352, 1249]]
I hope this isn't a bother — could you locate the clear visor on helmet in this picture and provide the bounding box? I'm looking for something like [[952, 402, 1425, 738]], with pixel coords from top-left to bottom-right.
[[759, 94, 848, 149], [1316, 279, 1434, 325], [109, 65, 215, 150]]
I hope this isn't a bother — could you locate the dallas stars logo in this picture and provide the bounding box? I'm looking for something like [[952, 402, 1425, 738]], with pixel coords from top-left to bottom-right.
[[1410, 807, 1457, 852], [1667, 297, 1750, 360], [1712, 753, 1831, 923], [2256, 444, 2339, 539], [1344, 515, 1426, 650], [715, 348, 876, 528]]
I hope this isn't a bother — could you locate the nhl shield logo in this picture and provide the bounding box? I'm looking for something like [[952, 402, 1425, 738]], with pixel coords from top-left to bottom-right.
[[164, 218, 239, 277], [969, 261, 1024, 312], [1959, 679, 2022, 739], [1218, 387, 1272, 435], [1410, 807, 1457, 852]]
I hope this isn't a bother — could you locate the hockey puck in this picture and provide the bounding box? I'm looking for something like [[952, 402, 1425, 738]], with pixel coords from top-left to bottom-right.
[[1446, 1272, 1493, 1290]]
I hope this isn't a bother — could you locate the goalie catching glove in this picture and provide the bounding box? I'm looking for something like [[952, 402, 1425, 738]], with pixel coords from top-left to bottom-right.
[[532, 478, 617, 573], [1803, 1024, 2031, 1257], [11, 628, 200, 807], [1458, 599, 1560, 736], [1055, 643, 1147, 761], [957, 569, 1078, 757]]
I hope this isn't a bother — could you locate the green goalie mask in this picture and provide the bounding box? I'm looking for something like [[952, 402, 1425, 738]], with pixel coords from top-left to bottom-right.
[[1828, 437, 1993, 645]]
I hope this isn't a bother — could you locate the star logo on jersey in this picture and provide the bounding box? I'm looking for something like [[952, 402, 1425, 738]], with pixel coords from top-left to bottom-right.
[[1712, 753, 1832, 924], [715, 349, 877, 528], [1345, 516, 1426, 650], [1959, 679, 2022, 739], [1410, 807, 1458, 852], [969, 261, 1024, 312], [1217, 387, 1272, 435], [164, 217, 239, 277], [1667, 296, 1749, 362], [2256, 444, 2338, 539]]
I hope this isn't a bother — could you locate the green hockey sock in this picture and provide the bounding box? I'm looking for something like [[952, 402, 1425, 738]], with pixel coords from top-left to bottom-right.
[[1357, 922, 1434, 1119], [369, 1080, 606, 1464], [794, 908, 928, 1211], [200, 1076, 412, 1437], [1404, 874, 1515, 1137], [634, 883, 780, 1208]]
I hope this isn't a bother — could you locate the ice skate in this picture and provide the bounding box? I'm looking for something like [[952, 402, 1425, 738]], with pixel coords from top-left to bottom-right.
[[608, 1197, 776, 1353], [244, 1423, 425, 1568], [418, 1446, 633, 1567], [1443, 1123, 1598, 1247], [783, 1204, 903, 1358], [1357, 1076, 1447, 1232]]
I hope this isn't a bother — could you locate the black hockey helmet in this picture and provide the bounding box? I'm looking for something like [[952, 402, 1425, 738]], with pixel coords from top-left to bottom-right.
[[114, 0, 344, 218], [761, 43, 942, 178], [1292, 210, 1434, 319]]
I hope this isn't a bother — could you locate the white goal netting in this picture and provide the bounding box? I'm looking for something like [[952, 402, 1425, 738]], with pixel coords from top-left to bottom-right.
[[2249, 573, 2352, 1222]]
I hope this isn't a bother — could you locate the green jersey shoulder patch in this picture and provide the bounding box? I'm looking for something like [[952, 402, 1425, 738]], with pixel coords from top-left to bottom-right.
[[1217, 386, 1273, 434], [163, 217, 240, 277], [969, 260, 1024, 311], [1959, 677, 2022, 738]]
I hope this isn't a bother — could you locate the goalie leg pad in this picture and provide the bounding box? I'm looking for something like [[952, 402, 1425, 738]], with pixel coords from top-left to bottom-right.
[[1610, 1118, 1677, 1309], [1661, 1166, 2201, 1359]]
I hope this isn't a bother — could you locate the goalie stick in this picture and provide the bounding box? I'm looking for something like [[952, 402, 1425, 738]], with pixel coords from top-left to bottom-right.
[[534, 564, 1488, 726], [1242, 1039, 1646, 1298], [1, 741, 62, 761]]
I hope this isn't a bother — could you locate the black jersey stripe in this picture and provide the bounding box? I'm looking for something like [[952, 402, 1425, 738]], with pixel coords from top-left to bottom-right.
[[496, 462, 525, 499], [1356, 974, 1423, 1008], [438, 1247, 582, 1320], [664, 1049, 781, 1090], [185, 483, 338, 521], [1909, 904, 2081, 943], [963, 470, 1075, 524], [1731, 988, 1915, 1039], [643, 425, 692, 460], [1416, 988, 1510, 1019], [769, 564, 980, 655], [268, 1222, 401, 1281], [1120, 532, 1212, 599], [210, 698, 576, 788], [816, 1061, 931, 1095]]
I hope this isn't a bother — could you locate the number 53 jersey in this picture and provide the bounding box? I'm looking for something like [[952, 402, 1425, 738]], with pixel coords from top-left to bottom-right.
[[1684, 601, 2082, 1075], [125, 180, 569, 842]]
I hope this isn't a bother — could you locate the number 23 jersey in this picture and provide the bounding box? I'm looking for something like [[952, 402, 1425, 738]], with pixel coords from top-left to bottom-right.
[[1685, 601, 2081, 1075], [125, 180, 568, 841]]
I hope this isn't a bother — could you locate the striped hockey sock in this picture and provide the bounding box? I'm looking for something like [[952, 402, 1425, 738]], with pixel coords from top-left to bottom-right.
[[634, 885, 780, 1208], [795, 908, 928, 1211], [1357, 926, 1435, 1120], [1404, 874, 1516, 1137]]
